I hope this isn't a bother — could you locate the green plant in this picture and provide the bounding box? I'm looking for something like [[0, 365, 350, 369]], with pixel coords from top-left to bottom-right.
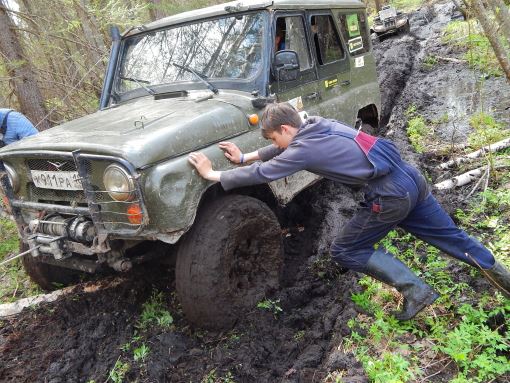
[[435, 303, 510, 381], [407, 115, 429, 153], [0, 218, 42, 303], [363, 352, 416, 382], [467, 112, 506, 150], [137, 291, 173, 330], [108, 359, 130, 383], [294, 330, 305, 341], [133, 343, 150, 363], [422, 55, 438, 70], [257, 298, 283, 317], [442, 20, 503, 77]]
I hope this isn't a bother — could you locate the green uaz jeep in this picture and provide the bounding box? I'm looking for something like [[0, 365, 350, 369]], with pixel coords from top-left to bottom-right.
[[0, 0, 381, 328]]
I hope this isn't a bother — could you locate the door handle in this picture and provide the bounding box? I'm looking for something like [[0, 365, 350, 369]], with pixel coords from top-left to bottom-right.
[[304, 92, 320, 100], [340, 80, 351, 86]]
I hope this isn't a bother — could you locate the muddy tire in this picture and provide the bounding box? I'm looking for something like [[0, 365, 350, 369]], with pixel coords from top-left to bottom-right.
[[21, 242, 83, 291], [176, 195, 283, 329]]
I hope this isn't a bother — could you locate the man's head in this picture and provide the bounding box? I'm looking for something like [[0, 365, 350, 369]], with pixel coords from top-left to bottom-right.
[[260, 103, 301, 149]]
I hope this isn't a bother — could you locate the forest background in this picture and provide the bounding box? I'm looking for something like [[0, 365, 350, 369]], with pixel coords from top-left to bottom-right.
[[0, 0, 509, 131]]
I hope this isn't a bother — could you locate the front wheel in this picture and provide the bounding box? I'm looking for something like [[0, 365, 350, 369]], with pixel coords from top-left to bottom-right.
[[175, 195, 283, 329], [21, 242, 84, 291]]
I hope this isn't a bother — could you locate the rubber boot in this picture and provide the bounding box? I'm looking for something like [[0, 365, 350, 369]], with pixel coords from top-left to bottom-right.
[[364, 250, 439, 321], [483, 261, 510, 299]]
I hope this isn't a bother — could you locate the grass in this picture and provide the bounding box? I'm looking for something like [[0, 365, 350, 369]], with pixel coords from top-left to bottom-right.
[[342, 185, 510, 382], [137, 291, 173, 330], [405, 104, 432, 153], [467, 112, 507, 150], [0, 217, 42, 303], [442, 20, 504, 77]]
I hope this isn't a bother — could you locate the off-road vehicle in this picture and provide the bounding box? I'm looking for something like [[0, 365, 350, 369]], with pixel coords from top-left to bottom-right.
[[0, 0, 381, 328], [371, 5, 410, 37]]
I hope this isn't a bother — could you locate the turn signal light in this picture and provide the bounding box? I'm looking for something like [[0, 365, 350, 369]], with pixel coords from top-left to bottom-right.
[[127, 204, 143, 225], [248, 114, 259, 125]]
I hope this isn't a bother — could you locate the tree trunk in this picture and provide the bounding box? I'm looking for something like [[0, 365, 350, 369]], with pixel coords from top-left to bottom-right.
[[374, 0, 382, 12], [488, 0, 510, 46], [0, 2, 50, 130], [149, 0, 166, 21], [471, 0, 510, 82]]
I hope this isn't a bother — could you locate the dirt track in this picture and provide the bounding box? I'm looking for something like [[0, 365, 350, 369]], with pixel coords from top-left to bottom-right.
[[1, 2, 509, 382]]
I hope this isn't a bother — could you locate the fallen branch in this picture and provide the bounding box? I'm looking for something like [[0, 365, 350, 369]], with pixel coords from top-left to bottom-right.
[[434, 166, 485, 190], [434, 163, 510, 190], [435, 55, 467, 63], [437, 137, 510, 169]]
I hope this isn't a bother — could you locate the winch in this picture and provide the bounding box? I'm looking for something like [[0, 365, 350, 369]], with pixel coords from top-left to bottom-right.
[[29, 214, 96, 244]]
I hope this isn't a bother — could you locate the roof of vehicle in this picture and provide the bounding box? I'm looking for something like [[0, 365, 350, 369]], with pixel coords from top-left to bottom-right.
[[127, 0, 365, 36]]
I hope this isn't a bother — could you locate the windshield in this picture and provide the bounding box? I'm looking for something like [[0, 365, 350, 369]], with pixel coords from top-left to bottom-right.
[[116, 12, 265, 94]]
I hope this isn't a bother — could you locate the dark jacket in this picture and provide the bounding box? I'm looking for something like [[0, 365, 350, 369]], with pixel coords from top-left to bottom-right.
[[220, 116, 425, 199]]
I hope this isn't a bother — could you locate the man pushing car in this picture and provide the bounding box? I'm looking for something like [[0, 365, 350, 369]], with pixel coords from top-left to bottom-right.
[[188, 102, 510, 320]]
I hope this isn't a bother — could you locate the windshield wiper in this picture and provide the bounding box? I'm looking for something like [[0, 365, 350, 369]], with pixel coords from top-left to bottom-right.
[[119, 76, 155, 95], [171, 62, 219, 95]]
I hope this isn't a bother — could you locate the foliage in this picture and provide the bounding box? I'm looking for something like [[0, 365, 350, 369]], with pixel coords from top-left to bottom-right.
[[467, 112, 507, 149], [0, 218, 42, 303], [107, 359, 130, 383], [137, 291, 173, 330], [133, 343, 150, 363], [436, 303, 510, 381], [422, 55, 438, 70], [345, 221, 510, 382], [388, 0, 424, 12], [405, 105, 430, 153], [442, 20, 503, 77], [257, 298, 283, 317]]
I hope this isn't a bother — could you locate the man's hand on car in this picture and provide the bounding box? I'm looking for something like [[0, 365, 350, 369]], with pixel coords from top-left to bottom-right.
[[188, 152, 221, 182], [219, 141, 243, 163]]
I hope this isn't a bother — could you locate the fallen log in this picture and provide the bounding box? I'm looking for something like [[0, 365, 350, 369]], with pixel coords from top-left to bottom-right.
[[0, 277, 127, 318], [435, 55, 467, 64], [434, 166, 485, 190], [434, 162, 510, 190], [437, 137, 510, 170]]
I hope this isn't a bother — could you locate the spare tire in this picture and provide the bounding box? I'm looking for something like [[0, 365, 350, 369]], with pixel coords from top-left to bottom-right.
[[21, 242, 84, 291], [176, 194, 283, 329]]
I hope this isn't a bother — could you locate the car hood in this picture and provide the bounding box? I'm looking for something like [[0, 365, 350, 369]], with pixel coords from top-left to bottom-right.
[[0, 91, 256, 168]]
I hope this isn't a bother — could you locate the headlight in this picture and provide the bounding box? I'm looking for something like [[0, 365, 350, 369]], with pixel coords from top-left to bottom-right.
[[103, 164, 135, 201], [4, 162, 20, 193]]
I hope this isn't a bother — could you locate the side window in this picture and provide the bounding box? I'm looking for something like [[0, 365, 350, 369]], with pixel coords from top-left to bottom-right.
[[338, 12, 370, 56], [310, 15, 344, 65], [275, 16, 312, 71]]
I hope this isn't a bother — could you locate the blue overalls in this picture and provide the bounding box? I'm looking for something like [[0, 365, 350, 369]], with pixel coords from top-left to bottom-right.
[[329, 130, 495, 272]]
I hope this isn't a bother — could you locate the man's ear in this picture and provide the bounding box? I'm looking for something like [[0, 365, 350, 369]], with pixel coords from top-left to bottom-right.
[[281, 124, 293, 134]]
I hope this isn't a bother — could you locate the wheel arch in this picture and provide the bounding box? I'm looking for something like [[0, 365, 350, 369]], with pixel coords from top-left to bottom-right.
[[357, 103, 380, 130]]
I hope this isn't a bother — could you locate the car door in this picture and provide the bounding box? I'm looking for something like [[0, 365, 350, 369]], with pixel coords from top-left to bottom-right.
[[307, 11, 354, 124], [268, 12, 322, 203]]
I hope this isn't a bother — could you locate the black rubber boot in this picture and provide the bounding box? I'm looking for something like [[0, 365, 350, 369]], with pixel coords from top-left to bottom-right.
[[483, 261, 510, 299], [364, 250, 439, 321]]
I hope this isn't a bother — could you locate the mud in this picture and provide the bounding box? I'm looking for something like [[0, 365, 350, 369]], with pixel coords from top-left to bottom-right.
[[1, 2, 509, 382]]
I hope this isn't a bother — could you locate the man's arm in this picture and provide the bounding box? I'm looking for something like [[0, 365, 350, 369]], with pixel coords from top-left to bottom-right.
[[189, 143, 307, 190], [219, 141, 284, 164]]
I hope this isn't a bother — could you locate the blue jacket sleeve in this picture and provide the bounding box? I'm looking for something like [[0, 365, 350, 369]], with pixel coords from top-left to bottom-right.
[[257, 144, 284, 161], [221, 143, 307, 191]]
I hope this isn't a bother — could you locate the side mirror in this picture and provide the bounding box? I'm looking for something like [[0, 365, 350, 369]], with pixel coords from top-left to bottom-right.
[[273, 50, 300, 82]]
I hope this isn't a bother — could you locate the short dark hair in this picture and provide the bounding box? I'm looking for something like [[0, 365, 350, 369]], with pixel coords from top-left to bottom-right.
[[260, 102, 302, 138]]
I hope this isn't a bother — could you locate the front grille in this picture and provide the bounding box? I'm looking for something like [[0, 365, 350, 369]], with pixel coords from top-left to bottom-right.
[[27, 159, 76, 172], [28, 183, 105, 203], [384, 18, 396, 28]]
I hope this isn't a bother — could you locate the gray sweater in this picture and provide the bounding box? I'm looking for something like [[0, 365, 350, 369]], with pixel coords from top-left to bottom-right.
[[220, 117, 375, 191]]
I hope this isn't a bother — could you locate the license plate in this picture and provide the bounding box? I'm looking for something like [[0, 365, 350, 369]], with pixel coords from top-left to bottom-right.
[[31, 170, 83, 190]]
